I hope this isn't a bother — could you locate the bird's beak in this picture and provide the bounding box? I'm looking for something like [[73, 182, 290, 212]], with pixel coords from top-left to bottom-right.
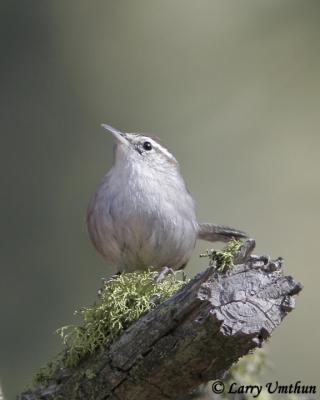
[[101, 124, 128, 146]]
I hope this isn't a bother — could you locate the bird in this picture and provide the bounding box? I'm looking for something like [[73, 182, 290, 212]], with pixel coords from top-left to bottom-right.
[[87, 124, 247, 274]]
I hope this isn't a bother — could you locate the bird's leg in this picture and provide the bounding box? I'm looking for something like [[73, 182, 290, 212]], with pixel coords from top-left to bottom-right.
[[154, 266, 175, 283], [98, 271, 122, 296]]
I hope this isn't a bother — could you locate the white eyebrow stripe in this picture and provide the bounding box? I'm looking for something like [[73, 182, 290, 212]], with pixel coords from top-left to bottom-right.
[[149, 139, 176, 160], [128, 133, 177, 163]]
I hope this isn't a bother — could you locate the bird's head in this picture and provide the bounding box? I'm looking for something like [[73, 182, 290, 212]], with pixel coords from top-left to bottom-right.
[[102, 124, 178, 174]]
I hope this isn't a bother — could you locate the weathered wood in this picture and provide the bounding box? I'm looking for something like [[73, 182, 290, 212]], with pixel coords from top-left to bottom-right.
[[19, 240, 302, 400]]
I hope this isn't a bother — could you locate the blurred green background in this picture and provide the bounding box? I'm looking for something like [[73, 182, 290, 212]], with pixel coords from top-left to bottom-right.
[[1, 1, 320, 398]]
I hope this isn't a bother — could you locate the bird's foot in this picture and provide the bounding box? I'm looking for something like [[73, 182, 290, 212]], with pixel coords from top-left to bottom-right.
[[153, 266, 175, 283], [98, 272, 121, 296]]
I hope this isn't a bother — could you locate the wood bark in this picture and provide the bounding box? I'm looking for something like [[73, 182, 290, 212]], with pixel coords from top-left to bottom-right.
[[19, 240, 302, 400]]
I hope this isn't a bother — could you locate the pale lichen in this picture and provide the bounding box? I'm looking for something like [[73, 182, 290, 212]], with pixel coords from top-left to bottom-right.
[[33, 270, 186, 385], [200, 239, 242, 272], [57, 270, 186, 367]]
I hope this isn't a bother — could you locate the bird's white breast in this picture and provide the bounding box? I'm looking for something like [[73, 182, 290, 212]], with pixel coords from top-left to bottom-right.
[[87, 161, 198, 272]]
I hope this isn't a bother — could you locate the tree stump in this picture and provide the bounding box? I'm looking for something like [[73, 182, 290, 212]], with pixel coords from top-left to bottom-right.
[[19, 240, 302, 400]]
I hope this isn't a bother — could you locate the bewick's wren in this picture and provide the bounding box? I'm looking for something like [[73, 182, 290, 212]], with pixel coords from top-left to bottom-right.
[[87, 124, 247, 273]]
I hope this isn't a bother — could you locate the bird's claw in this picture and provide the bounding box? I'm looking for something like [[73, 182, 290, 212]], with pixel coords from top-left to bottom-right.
[[98, 273, 121, 295], [154, 266, 175, 283]]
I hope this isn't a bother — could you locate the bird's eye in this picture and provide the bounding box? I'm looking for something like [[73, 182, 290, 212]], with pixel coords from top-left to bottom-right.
[[143, 141, 152, 151]]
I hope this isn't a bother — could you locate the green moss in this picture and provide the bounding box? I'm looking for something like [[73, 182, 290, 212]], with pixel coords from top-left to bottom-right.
[[56, 270, 186, 368], [32, 271, 186, 385], [84, 369, 96, 380], [200, 239, 241, 272], [33, 359, 62, 387]]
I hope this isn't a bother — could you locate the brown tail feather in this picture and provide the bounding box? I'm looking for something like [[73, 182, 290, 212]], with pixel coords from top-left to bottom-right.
[[198, 223, 248, 243]]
